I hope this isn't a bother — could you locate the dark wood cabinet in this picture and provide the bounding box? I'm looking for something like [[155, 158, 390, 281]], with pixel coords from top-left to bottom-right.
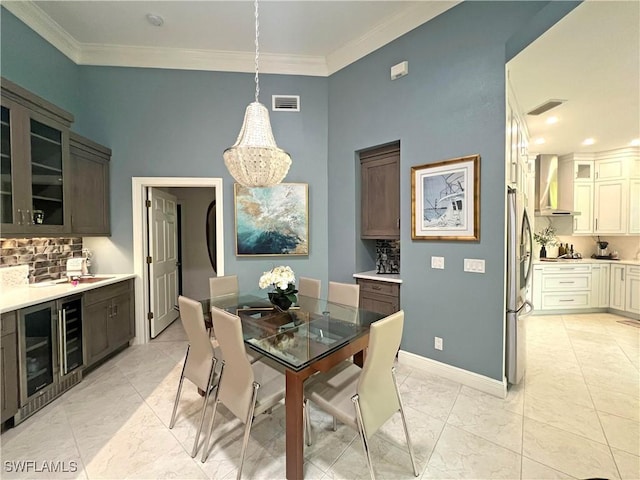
[[360, 143, 400, 239], [1, 311, 19, 423], [1, 78, 74, 236], [356, 278, 400, 316], [83, 280, 134, 368], [69, 132, 111, 236]]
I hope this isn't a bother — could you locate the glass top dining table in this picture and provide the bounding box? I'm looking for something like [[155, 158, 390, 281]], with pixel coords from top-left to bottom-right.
[[198, 291, 386, 372], [196, 290, 386, 479]]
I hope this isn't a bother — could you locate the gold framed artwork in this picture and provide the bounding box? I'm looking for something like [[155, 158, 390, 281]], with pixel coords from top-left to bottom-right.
[[234, 183, 309, 256], [411, 154, 480, 241]]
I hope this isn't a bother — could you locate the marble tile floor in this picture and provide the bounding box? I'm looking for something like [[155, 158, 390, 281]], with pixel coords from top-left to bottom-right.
[[0, 312, 638, 479]]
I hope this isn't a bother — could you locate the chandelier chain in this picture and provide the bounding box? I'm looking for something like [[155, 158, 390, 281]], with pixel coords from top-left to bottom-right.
[[254, 0, 260, 103]]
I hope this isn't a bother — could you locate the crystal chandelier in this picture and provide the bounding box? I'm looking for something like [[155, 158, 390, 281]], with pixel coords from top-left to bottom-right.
[[223, 0, 291, 187]]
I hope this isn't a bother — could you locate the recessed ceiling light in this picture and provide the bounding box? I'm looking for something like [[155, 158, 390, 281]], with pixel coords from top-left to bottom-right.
[[582, 138, 595, 146], [630, 138, 640, 146], [534, 138, 546, 145], [146, 13, 164, 27], [546, 116, 558, 125]]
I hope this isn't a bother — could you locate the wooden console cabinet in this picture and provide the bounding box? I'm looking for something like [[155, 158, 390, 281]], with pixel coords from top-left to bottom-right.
[[356, 278, 400, 316], [1, 311, 18, 423]]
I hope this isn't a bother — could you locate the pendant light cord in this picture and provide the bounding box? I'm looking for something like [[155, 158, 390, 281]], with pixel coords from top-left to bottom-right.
[[254, 0, 260, 103]]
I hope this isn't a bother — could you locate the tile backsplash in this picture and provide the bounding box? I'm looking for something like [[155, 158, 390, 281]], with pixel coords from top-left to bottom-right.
[[375, 240, 400, 274], [0, 237, 83, 283]]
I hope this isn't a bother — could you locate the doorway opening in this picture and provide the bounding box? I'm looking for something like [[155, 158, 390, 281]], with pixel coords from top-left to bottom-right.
[[132, 177, 224, 344]]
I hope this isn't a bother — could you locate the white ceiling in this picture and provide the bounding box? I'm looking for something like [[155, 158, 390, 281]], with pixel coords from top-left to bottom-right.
[[4, 1, 639, 156]]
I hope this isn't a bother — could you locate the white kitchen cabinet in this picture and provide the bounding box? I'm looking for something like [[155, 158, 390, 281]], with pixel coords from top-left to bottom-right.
[[628, 179, 640, 234], [591, 264, 610, 308], [609, 264, 626, 311], [625, 265, 640, 314], [533, 264, 592, 311], [573, 183, 594, 234], [594, 180, 627, 234], [595, 157, 626, 181]]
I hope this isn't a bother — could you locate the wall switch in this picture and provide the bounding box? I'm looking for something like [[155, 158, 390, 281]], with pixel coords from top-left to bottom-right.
[[431, 256, 445, 269], [464, 258, 485, 273], [434, 336, 443, 350]]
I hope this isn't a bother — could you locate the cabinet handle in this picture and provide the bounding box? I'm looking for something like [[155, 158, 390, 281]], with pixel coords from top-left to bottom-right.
[[17, 208, 23, 225], [559, 299, 575, 302], [108, 305, 113, 318], [58, 310, 64, 376], [595, 218, 598, 231], [397, 218, 400, 229], [621, 269, 625, 281], [62, 308, 68, 375], [372, 285, 382, 291], [113, 304, 118, 316], [25, 209, 31, 225], [559, 281, 574, 284]]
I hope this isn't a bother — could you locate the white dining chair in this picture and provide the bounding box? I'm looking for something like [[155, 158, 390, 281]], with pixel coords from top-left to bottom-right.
[[201, 306, 286, 479], [327, 281, 360, 308], [304, 310, 418, 480], [298, 276, 321, 313], [209, 274, 238, 299], [170, 296, 220, 458]]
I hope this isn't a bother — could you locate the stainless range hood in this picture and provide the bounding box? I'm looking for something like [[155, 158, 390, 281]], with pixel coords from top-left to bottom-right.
[[534, 154, 579, 216]]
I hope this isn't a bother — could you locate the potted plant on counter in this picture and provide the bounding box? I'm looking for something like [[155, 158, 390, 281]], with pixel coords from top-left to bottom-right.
[[533, 225, 558, 259]]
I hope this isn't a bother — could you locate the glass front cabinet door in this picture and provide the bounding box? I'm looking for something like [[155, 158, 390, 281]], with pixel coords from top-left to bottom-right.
[[1, 79, 73, 235]]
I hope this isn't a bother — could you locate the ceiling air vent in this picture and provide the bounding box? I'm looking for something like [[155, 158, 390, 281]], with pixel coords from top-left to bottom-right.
[[527, 99, 566, 116], [272, 95, 300, 112]]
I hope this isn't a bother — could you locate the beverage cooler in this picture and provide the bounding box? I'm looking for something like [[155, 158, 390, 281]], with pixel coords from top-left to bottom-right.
[[16, 296, 84, 423]]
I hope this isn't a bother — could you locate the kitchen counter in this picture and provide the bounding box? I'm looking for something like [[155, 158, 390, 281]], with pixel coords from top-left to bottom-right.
[[534, 258, 640, 266], [353, 270, 402, 283], [0, 274, 136, 313]]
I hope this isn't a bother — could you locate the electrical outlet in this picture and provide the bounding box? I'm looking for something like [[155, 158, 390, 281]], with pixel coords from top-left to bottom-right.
[[431, 256, 445, 269], [434, 336, 443, 350]]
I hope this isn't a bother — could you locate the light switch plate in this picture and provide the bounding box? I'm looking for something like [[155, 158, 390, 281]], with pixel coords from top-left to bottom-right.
[[431, 256, 445, 269], [464, 258, 485, 273]]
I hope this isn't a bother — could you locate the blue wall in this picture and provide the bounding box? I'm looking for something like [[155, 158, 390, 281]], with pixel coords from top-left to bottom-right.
[[1, 2, 577, 381], [327, 1, 578, 380]]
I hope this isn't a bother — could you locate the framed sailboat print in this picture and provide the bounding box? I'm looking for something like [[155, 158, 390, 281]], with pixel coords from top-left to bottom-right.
[[411, 154, 480, 241]]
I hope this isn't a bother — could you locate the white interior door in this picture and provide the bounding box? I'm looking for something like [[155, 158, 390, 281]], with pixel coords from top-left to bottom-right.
[[148, 188, 179, 338]]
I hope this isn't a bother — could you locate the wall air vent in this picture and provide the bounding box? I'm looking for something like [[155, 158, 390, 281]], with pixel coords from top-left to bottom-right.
[[527, 99, 566, 116], [272, 95, 300, 112]]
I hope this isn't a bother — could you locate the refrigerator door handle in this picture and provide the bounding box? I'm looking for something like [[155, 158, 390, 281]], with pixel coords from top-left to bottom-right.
[[522, 209, 534, 288], [517, 300, 534, 318]]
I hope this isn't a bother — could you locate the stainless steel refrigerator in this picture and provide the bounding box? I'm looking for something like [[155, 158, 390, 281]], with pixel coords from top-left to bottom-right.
[[506, 187, 534, 385]]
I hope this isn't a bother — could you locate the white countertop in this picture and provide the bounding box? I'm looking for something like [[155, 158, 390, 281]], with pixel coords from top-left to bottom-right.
[[533, 258, 640, 266], [0, 274, 136, 313], [353, 270, 402, 283]]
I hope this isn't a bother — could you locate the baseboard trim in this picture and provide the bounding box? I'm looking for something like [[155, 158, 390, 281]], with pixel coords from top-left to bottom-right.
[[398, 350, 507, 399]]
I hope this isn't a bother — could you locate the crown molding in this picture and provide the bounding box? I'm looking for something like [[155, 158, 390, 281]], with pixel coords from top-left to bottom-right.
[[3, 0, 81, 63], [327, 1, 460, 75], [79, 44, 328, 76], [4, 0, 458, 77]]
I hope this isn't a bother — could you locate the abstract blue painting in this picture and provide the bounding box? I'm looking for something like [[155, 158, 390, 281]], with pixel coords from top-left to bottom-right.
[[235, 183, 309, 256]]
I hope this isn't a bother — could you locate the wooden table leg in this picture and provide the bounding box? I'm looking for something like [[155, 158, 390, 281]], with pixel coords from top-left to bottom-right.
[[285, 370, 305, 480], [354, 348, 366, 367]]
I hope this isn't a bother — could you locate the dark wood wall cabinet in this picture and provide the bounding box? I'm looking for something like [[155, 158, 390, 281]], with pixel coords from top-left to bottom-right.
[[1, 78, 74, 235], [69, 132, 111, 235], [1, 77, 111, 237], [1, 311, 19, 424], [360, 143, 400, 239], [83, 280, 134, 368], [356, 278, 400, 316]]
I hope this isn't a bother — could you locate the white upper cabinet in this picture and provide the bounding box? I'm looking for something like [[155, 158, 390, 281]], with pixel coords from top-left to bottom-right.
[[560, 147, 639, 235]]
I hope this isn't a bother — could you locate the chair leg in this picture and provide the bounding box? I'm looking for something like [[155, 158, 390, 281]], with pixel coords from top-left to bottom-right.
[[191, 358, 218, 458], [237, 382, 260, 480], [169, 345, 190, 429], [393, 368, 419, 477], [352, 395, 376, 480], [304, 398, 312, 446], [332, 416, 338, 431], [201, 362, 225, 463]]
